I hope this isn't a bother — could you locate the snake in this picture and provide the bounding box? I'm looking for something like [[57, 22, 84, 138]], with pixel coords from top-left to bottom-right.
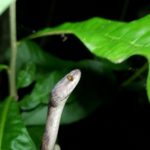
[[41, 69, 81, 150]]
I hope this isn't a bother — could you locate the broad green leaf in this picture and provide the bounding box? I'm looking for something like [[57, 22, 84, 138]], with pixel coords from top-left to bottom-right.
[[21, 105, 47, 125], [0, 0, 15, 15], [21, 69, 115, 125], [17, 63, 36, 88], [25, 14, 150, 100], [17, 40, 74, 71], [0, 64, 8, 71], [17, 40, 118, 76], [27, 126, 44, 149], [17, 40, 117, 124], [21, 100, 89, 125], [0, 97, 36, 150], [21, 96, 99, 125], [19, 71, 63, 110]]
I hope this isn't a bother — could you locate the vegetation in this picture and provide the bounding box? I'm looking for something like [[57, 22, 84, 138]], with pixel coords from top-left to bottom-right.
[[0, 0, 149, 149]]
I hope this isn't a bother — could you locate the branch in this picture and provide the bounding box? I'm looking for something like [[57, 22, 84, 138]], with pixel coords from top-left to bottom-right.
[[8, 0, 17, 99]]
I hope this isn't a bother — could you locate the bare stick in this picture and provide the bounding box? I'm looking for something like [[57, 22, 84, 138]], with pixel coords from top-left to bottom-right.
[[8, 0, 17, 99]]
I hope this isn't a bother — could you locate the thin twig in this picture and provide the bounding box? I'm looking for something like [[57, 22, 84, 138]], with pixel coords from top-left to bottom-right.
[[8, 0, 17, 99], [122, 63, 148, 87], [120, 0, 130, 20]]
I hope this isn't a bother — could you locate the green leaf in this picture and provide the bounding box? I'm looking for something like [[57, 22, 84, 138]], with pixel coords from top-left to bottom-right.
[[27, 126, 44, 149], [21, 100, 90, 125], [17, 40, 74, 71], [0, 64, 8, 72], [21, 105, 47, 125], [21, 99, 97, 125], [17, 63, 36, 89], [19, 71, 63, 110], [21, 69, 115, 125], [17, 40, 117, 124], [0, 0, 14, 15], [25, 14, 150, 101], [21, 96, 97, 125], [0, 97, 36, 150]]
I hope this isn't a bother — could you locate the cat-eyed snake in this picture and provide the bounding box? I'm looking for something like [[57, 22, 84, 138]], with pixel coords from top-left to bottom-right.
[[41, 69, 81, 150]]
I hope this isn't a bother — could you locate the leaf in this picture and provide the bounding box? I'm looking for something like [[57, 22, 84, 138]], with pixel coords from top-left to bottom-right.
[[25, 15, 150, 101], [17, 40, 74, 71], [19, 71, 63, 110], [21, 69, 115, 125], [0, 64, 8, 72], [0, 0, 15, 15], [21, 105, 47, 125], [17, 63, 36, 88], [21, 98, 99, 125], [21, 100, 90, 125], [0, 97, 36, 150], [27, 126, 44, 149], [21, 97, 94, 125], [17, 41, 117, 124]]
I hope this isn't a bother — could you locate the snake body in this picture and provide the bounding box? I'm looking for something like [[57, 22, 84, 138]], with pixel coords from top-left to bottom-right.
[[41, 69, 81, 150]]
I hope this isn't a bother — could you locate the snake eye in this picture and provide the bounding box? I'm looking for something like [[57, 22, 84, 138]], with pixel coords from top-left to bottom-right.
[[67, 74, 74, 81]]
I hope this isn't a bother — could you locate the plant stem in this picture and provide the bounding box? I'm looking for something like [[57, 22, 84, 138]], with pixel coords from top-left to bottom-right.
[[122, 63, 148, 87], [120, 0, 130, 20], [8, 0, 17, 99]]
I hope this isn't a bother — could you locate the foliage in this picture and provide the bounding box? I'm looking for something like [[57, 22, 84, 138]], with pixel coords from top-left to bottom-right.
[[0, 97, 36, 149], [0, 8, 150, 149], [0, 0, 15, 15]]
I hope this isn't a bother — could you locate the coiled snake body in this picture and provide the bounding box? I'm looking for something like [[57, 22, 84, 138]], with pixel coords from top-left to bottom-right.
[[41, 69, 81, 150]]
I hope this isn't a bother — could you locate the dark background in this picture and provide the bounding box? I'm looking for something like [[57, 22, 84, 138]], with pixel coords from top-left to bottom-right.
[[15, 0, 150, 149]]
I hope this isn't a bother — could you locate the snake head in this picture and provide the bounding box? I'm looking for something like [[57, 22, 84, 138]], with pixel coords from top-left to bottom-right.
[[51, 69, 81, 107]]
